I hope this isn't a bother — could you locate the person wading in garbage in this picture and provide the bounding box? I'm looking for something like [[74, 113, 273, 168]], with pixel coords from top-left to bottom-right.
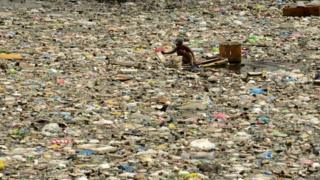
[[161, 38, 199, 70]]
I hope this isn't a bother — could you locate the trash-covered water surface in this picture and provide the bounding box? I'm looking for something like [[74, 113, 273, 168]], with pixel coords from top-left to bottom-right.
[[0, 0, 319, 179]]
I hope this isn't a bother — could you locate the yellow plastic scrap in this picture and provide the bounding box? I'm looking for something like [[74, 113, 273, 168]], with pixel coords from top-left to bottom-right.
[[168, 123, 176, 129], [0, 160, 5, 170], [106, 99, 116, 106], [147, 80, 156, 86], [0, 53, 23, 60], [134, 47, 145, 52], [157, 144, 168, 150], [179, 171, 203, 180], [50, 144, 61, 150], [256, 4, 266, 10], [0, 85, 5, 93], [111, 111, 122, 117], [262, 70, 268, 78], [84, 53, 94, 60], [185, 173, 203, 180]]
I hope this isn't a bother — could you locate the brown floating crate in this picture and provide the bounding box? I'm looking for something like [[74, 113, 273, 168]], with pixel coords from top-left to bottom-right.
[[283, 6, 307, 16], [283, 5, 320, 16], [219, 41, 242, 64], [219, 43, 228, 58], [307, 5, 320, 16]]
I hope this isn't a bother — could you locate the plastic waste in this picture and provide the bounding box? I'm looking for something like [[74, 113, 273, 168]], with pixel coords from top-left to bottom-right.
[[250, 88, 267, 95], [78, 149, 95, 156]]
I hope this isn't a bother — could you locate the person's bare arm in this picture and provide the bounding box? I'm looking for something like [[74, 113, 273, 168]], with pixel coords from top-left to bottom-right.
[[162, 47, 177, 55]]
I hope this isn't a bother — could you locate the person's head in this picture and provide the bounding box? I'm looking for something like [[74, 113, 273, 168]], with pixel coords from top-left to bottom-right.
[[175, 38, 183, 46]]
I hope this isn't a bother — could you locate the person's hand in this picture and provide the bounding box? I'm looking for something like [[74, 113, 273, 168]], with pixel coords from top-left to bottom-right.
[[155, 47, 165, 53]]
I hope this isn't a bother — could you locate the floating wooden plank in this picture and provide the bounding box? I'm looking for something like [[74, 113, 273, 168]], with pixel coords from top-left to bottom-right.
[[0, 53, 23, 60], [200, 59, 228, 67], [115, 74, 132, 81], [196, 57, 222, 65], [197, 56, 221, 65]]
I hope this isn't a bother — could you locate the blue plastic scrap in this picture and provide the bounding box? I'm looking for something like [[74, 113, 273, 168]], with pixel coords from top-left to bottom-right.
[[258, 115, 270, 124], [78, 149, 95, 156], [250, 88, 267, 95], [119, 164, 135, 172], [262, 151, 273, 159]]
